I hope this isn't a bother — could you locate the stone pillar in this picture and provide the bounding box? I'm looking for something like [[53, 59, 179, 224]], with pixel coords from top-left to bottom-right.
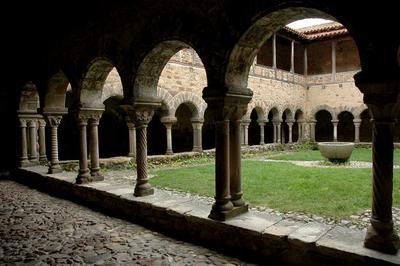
[[290, 40, 295, 73], [354, 76, 400, 254], [354, 118, 361, 143], [46, 116, 63, 174], [28, 119, 39, 164], [309, 120, 316, 142], [242, 120, 249, 146], [277, 121, 282, 143], [332, 119, 339, 142], [331, 41, 336, 82], [122, 101, 161, 197], [203, 87, 251, 221], [191, 119, 203, 152], [18, 119, 30, 166], [287, 122, 293, 143], [240, 125, 245, 145], [209, 119, 233, 219], [126, 120, 136, 158], [38, 119, 47, 162], [89, 114, 103, 181], [272, 34, 277, 69], [272, 123, 277, 143], [161, 116, 177, 155], [304, 46, 308, 77], [258, 121, 266, 145], [230, 118, 247, 211], [76, 115, 90, 184]]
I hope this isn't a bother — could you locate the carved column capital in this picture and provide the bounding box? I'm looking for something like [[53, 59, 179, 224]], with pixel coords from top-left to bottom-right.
[[38, 119, 46, 128], [73, 108, 104, 126], [45, 115, 63, 127], [27, 119, 37, 127], [121, 99, 161, 126], [203, 90, 252, 121], [19, 119, 27, 127], [161, 116, 177, 125]]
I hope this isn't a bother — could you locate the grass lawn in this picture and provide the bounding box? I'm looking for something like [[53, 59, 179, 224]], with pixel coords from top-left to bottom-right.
[[268, 147, 400, 164], [150, 160, 400, 219]]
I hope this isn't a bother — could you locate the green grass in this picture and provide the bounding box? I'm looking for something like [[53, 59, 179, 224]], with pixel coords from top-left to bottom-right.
[[150, 160, 400, 219], [268, 147, 400, 164]]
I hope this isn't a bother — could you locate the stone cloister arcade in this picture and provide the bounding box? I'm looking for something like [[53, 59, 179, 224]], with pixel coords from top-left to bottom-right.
[[6, 1, 400, 256]]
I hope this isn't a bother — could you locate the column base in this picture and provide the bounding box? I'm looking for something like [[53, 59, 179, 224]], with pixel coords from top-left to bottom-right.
[[91, 173, 104, 182], [192, 147, 202, 153], [29, 159, 40, 166], [19, 159, 31, 167], [39, 156, 48, 164], [48, 164, 62, 174], [76, 170, 92, 184], [166, 150, 173, 155], [127, 153, 136, 158], [134, 186, 154, 197], [364, 223, 400, 254], [208, 204, 248, 221]]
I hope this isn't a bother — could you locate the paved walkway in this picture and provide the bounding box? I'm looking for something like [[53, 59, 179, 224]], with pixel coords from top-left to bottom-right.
[[0, 180, 255, 265]]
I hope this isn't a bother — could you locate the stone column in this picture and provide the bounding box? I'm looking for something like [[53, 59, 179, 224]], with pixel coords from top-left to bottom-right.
[[126, 120, 136, 158], [287, 122, 293, 143], [28, 119, 39, 164], [161, 116, 177, 155], [191, 119, 203, 152], [240, 125, 245, 145], [354, 118, 361, 143], [122, 101, 161, 197], [277, 121, 282, 143], [331, 41, 336, 82], [38, 119, 47, 163], [258, 121, 266, 145], [272, 123, 277, 143], [18, 119, 30, 166], [354, 77, 400, 254], [230, 118, 247, 213], [46, 116, 63, 174], [89, 114, 103, 181], [290, 40, 295, 73], [272, 34, 277, 69], [304, 46, 308, 77], [332, 119, 339, 142], [203, 87, 251, 221], [242, 120, 249, 146], [309, 120, 316, 142], [76, 115, 90, 184]]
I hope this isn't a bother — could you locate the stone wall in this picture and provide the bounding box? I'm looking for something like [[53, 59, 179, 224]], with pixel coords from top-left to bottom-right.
[[101, 48, 365, 122]]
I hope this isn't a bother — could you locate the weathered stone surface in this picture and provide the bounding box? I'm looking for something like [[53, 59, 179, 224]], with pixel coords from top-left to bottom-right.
[[224, 212, 282, 233], [288, 222, 332, 247], [317, 226, 400, 265]]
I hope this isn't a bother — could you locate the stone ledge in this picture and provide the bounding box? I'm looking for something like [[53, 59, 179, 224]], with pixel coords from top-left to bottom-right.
[[12, 166, 400, 265]]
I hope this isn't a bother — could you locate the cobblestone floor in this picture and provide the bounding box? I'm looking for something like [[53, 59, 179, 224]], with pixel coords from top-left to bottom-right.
[[0, 180, 255, 266]]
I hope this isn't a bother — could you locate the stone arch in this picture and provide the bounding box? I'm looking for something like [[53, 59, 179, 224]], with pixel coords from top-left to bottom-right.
[[101, 68, 124, 104], [282, 108, 294, 121], [267, 106, 281, 121], [224, 6, 360, 93], [157, 86, 173, 115], [43, 71, 70, 110], [315, 109, 334, 142], [168, 92, 206, 119], [19, 81, 40, 113], [337, 111, 355, 142], [353, 105, 369, 119], [245, 100, 267, 120], [335, 106, 357, 120], [134, 40, 207, 98], [80, 58, 116, 107], [311, 105, 336, 120]]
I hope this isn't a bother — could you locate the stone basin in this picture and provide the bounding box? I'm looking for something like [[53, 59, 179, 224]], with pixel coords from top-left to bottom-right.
[[317, 142, 355, 162]]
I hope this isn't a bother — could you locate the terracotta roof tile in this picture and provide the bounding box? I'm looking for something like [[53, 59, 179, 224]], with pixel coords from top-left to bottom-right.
[[282, 22, 349, 41]]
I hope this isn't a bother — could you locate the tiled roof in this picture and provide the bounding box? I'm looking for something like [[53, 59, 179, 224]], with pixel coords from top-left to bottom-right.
[[282, 22, 349, 41]]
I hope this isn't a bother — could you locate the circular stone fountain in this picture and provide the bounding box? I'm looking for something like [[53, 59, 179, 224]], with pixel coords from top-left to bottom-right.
[[317, 142, 355, 163]]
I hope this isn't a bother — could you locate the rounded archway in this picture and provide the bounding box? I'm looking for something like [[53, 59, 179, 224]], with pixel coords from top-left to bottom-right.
[[248, 108, 261, 145], [172, 103, 194, 153], [315, 110, 333, 142], [337, 111, 355, 142]]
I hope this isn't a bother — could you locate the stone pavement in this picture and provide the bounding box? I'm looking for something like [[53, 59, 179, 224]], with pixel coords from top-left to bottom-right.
[[10, 166, 400, 265], [0, 180, 252, 265]]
